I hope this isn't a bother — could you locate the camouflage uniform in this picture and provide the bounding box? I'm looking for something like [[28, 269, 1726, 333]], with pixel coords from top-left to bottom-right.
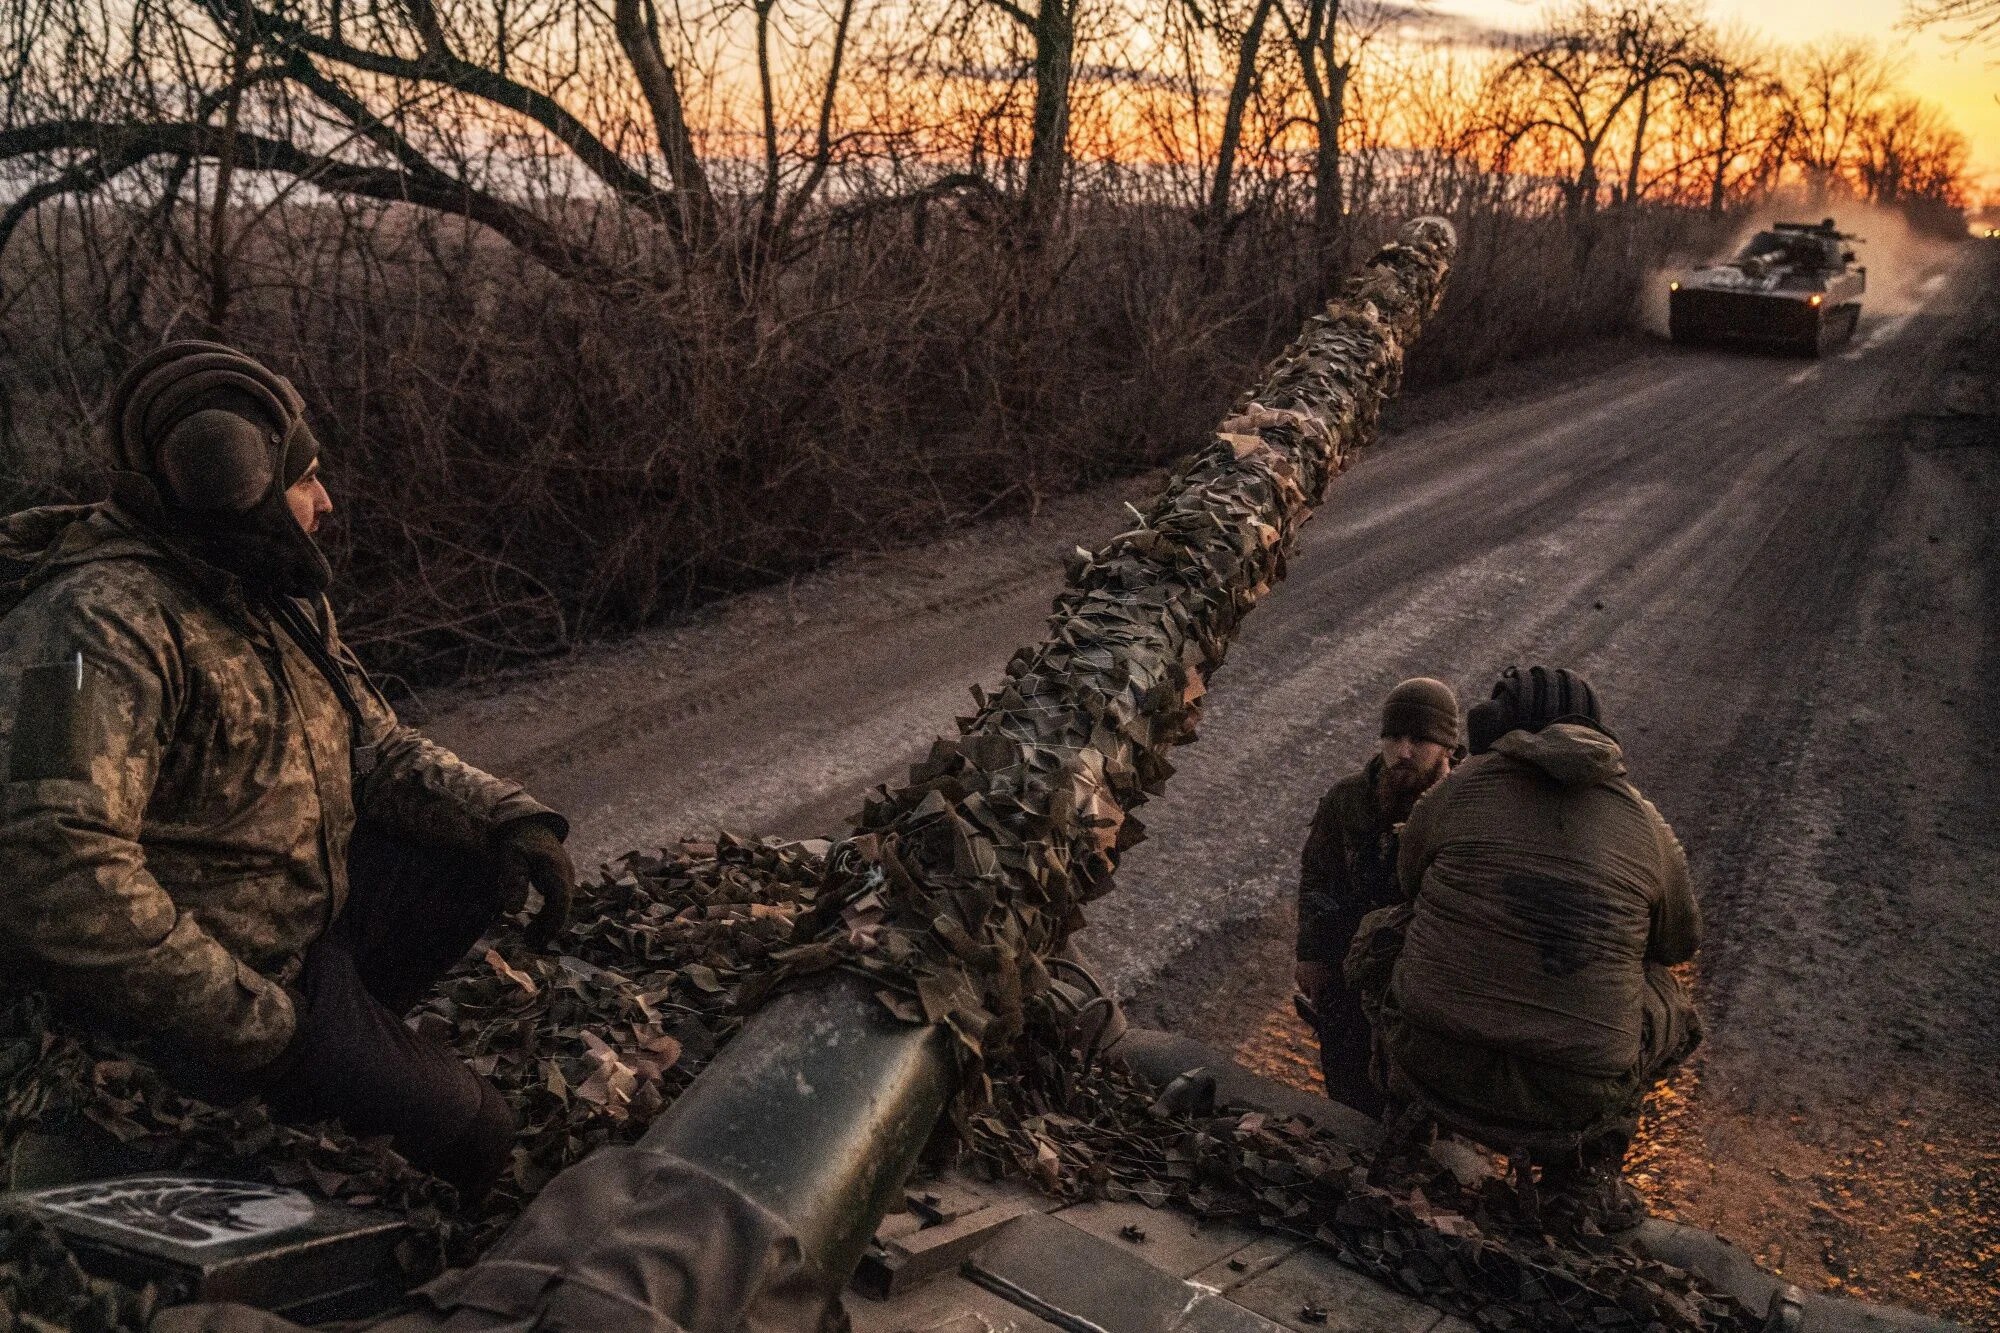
[[0, 503, 557, 1075], [1296, 755, 1401, 1117]]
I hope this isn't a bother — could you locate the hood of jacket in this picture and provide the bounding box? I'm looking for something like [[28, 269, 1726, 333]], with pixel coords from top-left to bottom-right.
[[2, 502, 236, 622], [1489, 721, 1627, 787]]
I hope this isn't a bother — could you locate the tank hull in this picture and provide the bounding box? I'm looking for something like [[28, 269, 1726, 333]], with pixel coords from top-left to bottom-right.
[[1669, 284, 1861, 357], [1668, 220, 1867, 357]]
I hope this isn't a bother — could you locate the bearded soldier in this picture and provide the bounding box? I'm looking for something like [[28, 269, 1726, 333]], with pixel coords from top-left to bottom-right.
[[1295, 677, 1459, 1117], [0, 342, 576, 1200]]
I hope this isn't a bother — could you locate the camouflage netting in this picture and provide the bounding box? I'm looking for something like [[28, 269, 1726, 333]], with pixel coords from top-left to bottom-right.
[[2, 219, 1757, 1331]]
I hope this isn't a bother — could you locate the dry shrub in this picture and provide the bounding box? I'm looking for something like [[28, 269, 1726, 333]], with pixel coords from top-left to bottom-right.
[[0, 197, 1734, 684]]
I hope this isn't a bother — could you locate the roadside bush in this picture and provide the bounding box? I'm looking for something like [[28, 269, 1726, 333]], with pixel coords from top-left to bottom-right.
[[0, 198, 1731, 683]]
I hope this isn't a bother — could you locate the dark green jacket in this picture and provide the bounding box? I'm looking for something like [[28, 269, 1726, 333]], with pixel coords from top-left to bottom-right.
[[0, 504, 554, 1073], [1390, 724, 1700, 1080], [1296, 756, 1400, 965]]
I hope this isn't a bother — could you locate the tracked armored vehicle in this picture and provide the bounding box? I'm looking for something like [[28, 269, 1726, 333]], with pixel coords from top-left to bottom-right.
[[1669, 220, 1866, 357]]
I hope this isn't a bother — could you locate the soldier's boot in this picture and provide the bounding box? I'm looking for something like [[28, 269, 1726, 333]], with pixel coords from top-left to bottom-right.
[[1366, 1099, 1435, 1187], [1539, 1131, 1645, 1234]]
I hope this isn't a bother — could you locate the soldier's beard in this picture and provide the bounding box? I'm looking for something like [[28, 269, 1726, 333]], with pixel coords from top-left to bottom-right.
[[167, 494, 333, 599], [1379, 754, 1447, 823]]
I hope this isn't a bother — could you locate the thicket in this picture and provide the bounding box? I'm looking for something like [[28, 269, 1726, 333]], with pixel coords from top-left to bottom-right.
[[1, 200, 1733, 679], [0, 0, 1969, 681]]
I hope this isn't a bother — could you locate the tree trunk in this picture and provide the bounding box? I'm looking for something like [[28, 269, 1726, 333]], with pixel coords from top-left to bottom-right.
[[1624, 81, 1651, 206], [206, 9, 256, 329], [1207, 0, 1278, 232], [1021, 0, 1075, 239], [1311, 63, 1346, 245], [1707, 93, 1733, 216], [1575, 150, 1600, 215], [615, 0, 720, 260]]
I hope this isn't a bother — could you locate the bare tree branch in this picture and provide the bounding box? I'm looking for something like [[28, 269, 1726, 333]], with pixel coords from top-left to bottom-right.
[[0, 120, 631, 286], [613, 0, 718, 255], [204, 0, 681, 232]]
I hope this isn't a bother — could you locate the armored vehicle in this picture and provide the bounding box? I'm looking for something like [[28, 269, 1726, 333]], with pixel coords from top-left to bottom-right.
[[1669, 220, 1866, 357]]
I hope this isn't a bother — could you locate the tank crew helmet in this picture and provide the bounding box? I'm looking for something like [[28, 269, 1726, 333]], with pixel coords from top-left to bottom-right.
[[106, 340, 331, 596], [1465, 665, 1612, 754]]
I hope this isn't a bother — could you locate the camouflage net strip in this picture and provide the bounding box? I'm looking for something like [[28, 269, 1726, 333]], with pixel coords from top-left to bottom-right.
[[826, 219, 1458, 1091], [3, 846, 1755, 1333], [3, 220, 1753, 1331]]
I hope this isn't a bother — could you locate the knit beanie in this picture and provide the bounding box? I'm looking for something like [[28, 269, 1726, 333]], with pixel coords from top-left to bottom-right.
[[1380, 677, 1459, 748]]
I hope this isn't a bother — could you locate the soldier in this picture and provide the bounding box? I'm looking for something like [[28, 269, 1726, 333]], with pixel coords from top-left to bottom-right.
[[1295, 677, 1459, 1117], [1379, 666, 1702, 1225], [0, 341, 577, 1200]]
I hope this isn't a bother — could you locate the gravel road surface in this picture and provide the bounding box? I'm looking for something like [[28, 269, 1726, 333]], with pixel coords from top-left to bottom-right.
[[423, 249, 1997, 1324]]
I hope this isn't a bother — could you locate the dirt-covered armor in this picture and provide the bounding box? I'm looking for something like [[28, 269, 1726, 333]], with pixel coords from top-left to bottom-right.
[[1668, 218, 1866, 357], [0, 503, 557, 1074]]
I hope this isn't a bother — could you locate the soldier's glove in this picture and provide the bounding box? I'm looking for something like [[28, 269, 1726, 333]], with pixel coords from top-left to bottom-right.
[[495, 819, 577, 951]]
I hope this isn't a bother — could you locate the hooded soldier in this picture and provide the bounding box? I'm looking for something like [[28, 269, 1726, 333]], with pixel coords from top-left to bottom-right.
[[1377, 666, 1702, 1225], [0, 341, 576, 1200]]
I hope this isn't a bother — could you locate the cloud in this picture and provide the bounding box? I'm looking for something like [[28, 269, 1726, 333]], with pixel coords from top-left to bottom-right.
[[1375, 1, 1523, 49]]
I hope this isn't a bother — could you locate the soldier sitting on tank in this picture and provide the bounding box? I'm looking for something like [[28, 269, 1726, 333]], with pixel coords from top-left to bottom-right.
[[1295, 678, 1460, 1118], [0, 342, 577, 1201], [1366, 666, 1702, 1225]]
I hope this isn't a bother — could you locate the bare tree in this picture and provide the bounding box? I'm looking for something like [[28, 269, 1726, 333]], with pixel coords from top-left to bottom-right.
[[1490, 0, 1659, 214], [1274, 0, 1353, 245], [972, 0, 1081, 236], [739, 0, 863, 278], [1904, 0, 2000, 46], [0, 0, 883, 300], [1855, 95, 1970, 204], [1783, 38, 1898, 195], [1677, 31, 1791, 215], [1199, 0, 1280, 231], [1610, 0, 1703, 205]]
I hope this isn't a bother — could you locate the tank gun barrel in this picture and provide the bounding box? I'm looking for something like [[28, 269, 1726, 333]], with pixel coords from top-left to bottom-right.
[[538, 215, 1454, 1325]]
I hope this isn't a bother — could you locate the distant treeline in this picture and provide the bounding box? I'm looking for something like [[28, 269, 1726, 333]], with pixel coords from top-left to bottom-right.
[[0, 0, 1970, 680]]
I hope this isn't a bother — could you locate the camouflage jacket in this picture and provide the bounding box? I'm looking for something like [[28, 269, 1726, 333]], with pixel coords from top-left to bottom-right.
[[0, 504, 558, 1073], [1295, 757, 1400, 966]]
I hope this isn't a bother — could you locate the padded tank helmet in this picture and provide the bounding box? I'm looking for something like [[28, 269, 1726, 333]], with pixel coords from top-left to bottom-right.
[[1465, 665, 1610, 754]]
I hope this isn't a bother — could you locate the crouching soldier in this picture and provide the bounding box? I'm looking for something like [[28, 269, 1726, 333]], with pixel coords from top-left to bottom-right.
[[0, 342, 577, 1201], [1376, 666, 1701, 1225], [1295, 678, 1459, 1117]]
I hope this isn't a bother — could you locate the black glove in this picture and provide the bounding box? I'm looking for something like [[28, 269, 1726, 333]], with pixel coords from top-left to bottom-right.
[[496, 819, 577, 951]]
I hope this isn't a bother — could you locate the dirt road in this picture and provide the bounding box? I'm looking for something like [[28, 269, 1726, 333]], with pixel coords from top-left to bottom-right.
[[424, 251, 1997, 1323]]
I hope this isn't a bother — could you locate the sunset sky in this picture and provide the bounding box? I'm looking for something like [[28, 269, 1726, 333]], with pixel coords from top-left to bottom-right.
[[1438, 0, 2000, 199]]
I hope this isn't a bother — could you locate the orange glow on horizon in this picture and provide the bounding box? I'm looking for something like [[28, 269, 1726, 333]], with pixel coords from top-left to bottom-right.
[[1433, 0, 2000, 193]]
